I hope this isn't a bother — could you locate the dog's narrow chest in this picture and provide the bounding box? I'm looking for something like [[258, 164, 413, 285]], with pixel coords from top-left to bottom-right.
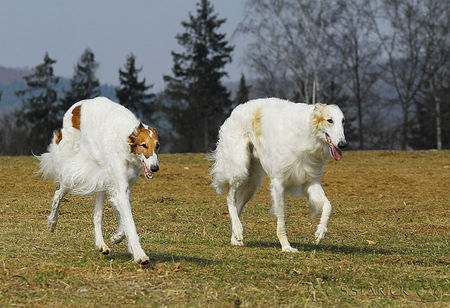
[[284, 150, 327, 188], [288, 162, 318, 186]]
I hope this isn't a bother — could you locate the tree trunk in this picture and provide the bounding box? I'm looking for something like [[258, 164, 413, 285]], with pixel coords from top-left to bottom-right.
[[353, 36, 364, 150], [203, 117, 209, 153], [435, 97, 442, 150], [401, 104, 408, 150], [430, 79, 442, 150], [312, 80, 316, 104], [357, 95, 363, 150]]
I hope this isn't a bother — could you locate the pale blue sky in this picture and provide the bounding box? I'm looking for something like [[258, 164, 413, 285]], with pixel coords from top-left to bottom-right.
[[0, 0, 247, 91]]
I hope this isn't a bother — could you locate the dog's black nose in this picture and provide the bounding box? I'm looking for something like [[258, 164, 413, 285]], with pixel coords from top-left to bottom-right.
[[338, 141, 347, 149], [150, 165, 159, 173]]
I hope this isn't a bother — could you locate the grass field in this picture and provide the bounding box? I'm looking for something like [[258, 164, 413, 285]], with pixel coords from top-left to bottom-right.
[[0, 151, 449, 306]]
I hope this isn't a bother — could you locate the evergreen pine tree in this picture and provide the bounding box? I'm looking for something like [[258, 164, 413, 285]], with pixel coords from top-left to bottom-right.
[[62, 48, 100, 110], [163, 0, 234, 152], [16, 52, 60, 154], [233, 73, 251, 108], [116, 53, 155, 119]]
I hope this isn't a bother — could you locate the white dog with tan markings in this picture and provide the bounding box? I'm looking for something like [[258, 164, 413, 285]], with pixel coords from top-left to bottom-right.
[[210, 98, 346, 252], [38, 97, 160, 264]]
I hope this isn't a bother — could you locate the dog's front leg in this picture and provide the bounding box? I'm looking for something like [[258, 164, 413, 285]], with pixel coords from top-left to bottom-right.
[[304, 182, 332, 244], [270, 179, 298, 252], [111, 186, 149, 264]]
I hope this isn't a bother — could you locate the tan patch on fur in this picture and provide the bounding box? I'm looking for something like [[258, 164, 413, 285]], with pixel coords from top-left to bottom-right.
[[55, 129, 62, 145], [312, 104, 330, 131], [252, 107, 262, 144], [72, 105, 81, 130], [128, 123, 160, 158]]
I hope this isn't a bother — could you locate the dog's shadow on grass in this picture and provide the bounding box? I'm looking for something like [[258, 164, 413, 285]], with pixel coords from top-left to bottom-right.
[[104, 252, 221, 267], [246, 241, 399, 255]]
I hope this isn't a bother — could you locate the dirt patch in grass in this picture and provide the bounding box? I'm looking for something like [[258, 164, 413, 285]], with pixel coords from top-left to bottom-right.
[[0, 151, 449, 306]]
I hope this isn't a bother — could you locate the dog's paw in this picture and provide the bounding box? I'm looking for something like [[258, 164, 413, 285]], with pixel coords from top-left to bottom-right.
[[110, 232, 125, 244], [314, 224, 328, 244], [47, 219, 57, 232], [135, 255, 150, 265], [282, 246, 299, 253], [231, 237, 244, 246], [97, 244, 111, 255]]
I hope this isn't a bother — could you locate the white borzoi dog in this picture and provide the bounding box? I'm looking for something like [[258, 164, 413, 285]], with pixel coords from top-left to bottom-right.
[[210, 98, 346, 252], [38, 97, 160, 264]]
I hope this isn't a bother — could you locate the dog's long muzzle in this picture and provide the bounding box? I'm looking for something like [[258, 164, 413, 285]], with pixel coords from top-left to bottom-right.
[[142, 160, 159, 180]]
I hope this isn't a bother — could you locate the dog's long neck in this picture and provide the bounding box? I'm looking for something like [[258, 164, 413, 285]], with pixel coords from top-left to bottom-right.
[[306, 138, 331, 163], [281, 139, 329, 187]]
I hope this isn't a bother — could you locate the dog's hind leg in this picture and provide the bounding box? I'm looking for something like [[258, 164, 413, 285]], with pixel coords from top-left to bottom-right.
[[221, 140, 257, 247], [230, 167, 262, 246], [228, 186, 244, 246], [270, 179, 298, 252], [93, 191, 110, 255], [47, 187, 69, 232], [110, 207, 125, 245], [230, 171, 262, 247], [235, 158, 263, 218], [303, 182, 332, 244]]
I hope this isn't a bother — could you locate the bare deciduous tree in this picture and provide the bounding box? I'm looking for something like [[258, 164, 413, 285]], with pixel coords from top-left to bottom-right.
[[336, 0, 382, 149], [237, 0, 346, 103], [420, 0, 449, 149], [367, 0, 446, 150]]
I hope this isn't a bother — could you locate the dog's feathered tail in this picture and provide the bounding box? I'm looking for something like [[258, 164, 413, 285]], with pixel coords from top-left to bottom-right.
[[37, 130, 65, 182], [208, 147, 230, 195], [37, 128, 108, 194], [209, 116, 253, 195]]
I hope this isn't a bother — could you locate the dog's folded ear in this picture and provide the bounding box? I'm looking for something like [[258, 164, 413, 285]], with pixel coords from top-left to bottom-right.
[[312, 103, 328, 131], [313, 103, 326, 114], [128, 123, 143, 146], [54, 129, 63, 145], [128, 122, 147, 147]]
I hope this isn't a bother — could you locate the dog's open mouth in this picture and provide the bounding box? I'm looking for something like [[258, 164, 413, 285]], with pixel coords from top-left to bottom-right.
[[142, 161, 153, 180], [325, 133, 342, 161]]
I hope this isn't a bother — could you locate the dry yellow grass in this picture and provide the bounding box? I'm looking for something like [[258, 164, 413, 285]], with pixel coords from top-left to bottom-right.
[[0, 151, 449, 306]]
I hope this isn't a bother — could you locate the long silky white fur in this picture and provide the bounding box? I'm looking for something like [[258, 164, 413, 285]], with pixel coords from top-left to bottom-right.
[[210, 97, 346, 248], [210, 98, 330, 201], [37, 97, 140, 195]]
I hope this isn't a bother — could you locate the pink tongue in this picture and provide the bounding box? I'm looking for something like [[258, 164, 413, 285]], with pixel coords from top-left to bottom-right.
[[331, 144, 343, 161], [326, 134, 343, 161], [141, 161, 153, 179]]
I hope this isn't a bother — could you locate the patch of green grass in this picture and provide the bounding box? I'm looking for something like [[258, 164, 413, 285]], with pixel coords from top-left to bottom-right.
[[0, 152, 449, 306]]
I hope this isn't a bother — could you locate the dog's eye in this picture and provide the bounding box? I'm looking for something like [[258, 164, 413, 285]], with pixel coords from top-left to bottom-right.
[[342, 118, 345, 124], [327, 119, 333, 124], [140, 143, 148, 148]]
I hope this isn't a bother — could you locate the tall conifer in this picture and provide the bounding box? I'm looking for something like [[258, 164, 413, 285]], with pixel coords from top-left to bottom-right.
[[16, 52, 60, 154], [62, 48, 100, 110], [164, 0, 234, 152], [116, 53, 155, 119], [234, 73, 251, 108]]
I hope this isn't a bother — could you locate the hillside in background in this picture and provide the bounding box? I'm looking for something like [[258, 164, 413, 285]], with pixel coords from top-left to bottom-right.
[[0, 66, 31, 84]]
